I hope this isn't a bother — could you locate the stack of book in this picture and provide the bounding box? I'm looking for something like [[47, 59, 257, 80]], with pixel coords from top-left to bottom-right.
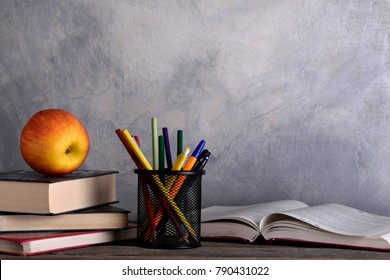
[[0, 169, 136, 256]]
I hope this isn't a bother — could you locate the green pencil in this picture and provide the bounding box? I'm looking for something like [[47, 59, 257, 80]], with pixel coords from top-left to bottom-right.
[[152, 118, 158, 170], [158, 135, 165, 170], [177, 129, 183, 157]]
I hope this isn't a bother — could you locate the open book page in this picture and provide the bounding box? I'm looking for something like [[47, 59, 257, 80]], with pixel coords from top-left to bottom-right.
[[260, 204, 390, 237], [200, 221, 262, 242], [201, 200, 308, 230]]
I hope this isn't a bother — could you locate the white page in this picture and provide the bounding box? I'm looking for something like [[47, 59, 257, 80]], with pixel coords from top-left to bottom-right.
[[264, 204, 390, 237], [201, 200, 308, 229]]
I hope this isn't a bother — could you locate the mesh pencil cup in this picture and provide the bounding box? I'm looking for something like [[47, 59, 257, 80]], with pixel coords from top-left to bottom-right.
[[135, 169, 205, 249]]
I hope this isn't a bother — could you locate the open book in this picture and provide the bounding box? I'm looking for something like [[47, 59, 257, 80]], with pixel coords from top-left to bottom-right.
[[201, 200, 390, 251]]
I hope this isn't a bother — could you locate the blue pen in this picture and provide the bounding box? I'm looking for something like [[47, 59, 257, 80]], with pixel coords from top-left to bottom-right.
[[183, 140, 206, 170], [162, 127, 173, 169]]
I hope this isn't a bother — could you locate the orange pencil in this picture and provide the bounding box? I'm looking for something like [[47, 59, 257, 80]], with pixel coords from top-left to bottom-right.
[[169, 140, 205, 196]]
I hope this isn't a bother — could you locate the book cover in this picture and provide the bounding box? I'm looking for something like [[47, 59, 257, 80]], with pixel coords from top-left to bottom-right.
[[0, 225, 137, 256], [0, 205, 130, 232], [0, 169, 118, 183], [0, 169, 118, 214]]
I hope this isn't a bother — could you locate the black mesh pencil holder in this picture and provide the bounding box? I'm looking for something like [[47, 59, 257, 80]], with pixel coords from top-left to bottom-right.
[[135, 169, 205, 249]]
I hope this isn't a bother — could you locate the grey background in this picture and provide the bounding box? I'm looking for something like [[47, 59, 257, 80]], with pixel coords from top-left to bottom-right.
[[2, 0, 390, 215]]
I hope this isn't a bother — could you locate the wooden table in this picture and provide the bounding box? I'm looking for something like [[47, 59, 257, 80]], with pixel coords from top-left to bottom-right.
[[2, 240, 390, 259]]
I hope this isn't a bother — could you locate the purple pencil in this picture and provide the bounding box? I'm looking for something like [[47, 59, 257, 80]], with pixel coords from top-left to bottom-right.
[[162, 127, 173, 169]]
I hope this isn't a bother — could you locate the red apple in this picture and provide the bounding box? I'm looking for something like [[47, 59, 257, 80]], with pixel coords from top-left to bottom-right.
[[20, 109, 90, 175]]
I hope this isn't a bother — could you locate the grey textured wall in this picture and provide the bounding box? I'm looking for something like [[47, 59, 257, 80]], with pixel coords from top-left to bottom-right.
[[2, 0, 390, 215]]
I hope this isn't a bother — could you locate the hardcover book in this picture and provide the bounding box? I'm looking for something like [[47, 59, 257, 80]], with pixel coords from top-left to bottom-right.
[[0, 206, 130, 232], [0, 169, 118, 214], [201, 200, 390, 251], [0, 225, 137, 256]]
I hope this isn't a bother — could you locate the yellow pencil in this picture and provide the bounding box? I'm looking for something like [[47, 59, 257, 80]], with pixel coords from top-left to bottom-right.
[[144, 147, 190, 239], [122, 129, 153, 170], [151, 176, 197, 240]]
